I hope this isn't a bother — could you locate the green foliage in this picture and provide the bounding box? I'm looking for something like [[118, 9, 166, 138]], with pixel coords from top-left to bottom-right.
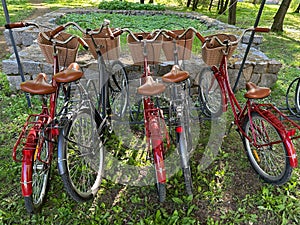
[[58, 12, 207, 32], [1, 1, 300, 225], [98, 0, 166, 11], [0, 0, 32, 26]]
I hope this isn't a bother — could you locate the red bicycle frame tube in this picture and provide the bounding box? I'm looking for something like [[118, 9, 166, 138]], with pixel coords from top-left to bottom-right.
[[212, 54, 298, 168], [140, 40, 167, 184], [20, 51, 60, 197]]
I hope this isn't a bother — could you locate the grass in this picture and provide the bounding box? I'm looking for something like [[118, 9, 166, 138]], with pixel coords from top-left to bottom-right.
[[1, 1, 300, 224]]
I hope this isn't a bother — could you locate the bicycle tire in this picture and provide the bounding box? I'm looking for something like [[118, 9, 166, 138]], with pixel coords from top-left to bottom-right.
[[242, 112, 293, 185], [294, 77, 300, 114], [198, 67, 223, 117], [149, 116, 167, 202], [24, 126, 51, 214], [177, 124, 193, 195], [109, 60, 129, 119], [58, 106, 104, 202]]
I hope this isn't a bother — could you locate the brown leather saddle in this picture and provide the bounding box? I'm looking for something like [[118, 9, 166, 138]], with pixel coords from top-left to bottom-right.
[[162, 65, 189, 83], [20, 63, 83, 95], [20, 73, 56, 95], [137, 76, 166, 96], [53, 62, 83, 83], [244, 82, 271, 99]]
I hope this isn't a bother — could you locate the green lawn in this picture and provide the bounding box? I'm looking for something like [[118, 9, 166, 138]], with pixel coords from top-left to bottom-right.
[[1, 1, 300, 224]]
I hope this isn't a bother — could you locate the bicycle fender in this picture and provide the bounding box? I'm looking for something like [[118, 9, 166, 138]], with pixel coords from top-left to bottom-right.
[[283, 136, 298, 168], [57, 129, 68, 175], [21, 150, 33, 196]]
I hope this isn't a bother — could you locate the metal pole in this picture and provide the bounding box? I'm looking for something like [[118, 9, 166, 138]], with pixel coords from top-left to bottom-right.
[[1, 0, 32, 107], [232, 0, 266, 92]]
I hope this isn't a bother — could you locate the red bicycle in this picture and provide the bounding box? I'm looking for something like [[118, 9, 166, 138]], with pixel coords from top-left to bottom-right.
[[113, 28, 177, 202], [6, 22, 104, 213], [198, 27, 300, 184]]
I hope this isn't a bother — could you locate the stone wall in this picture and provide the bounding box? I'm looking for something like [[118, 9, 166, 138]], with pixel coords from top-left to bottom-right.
[[2, 8, 281, 90]]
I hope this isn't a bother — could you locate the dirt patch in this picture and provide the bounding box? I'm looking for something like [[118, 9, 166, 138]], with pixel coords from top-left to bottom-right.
[[0, 0, 51, 69]]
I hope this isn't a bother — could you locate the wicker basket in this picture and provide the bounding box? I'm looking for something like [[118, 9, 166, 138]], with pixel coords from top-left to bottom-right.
[[83, 28, 120, 60], [127, 32, 162, 65], [202, 34, 237, 66], [37, 31, 79, 67], [162, 29, 194, 61]]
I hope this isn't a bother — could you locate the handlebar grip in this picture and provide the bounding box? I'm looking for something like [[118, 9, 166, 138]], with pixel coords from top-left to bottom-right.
[[112, 29, 123, 38], [50, 26, 65, 38], [78, 38, 89, 50], [254, 27, 270, 33], [5, 22, 26, 29], [195, 32, 205, 44], [165, 30, 178, 39]]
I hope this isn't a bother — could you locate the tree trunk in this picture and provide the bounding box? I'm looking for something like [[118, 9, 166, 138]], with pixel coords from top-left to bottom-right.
[[187, 0, 192, 8], [271, 0, 292, 32], [192, 0, 199, 11], [209, 0, 214, 11], [149, 0, 154, 3], [140, 0, 145, 4], [218, 0, 229, 14], [294, 3, 300, 13], [228, 0, 236, 25]]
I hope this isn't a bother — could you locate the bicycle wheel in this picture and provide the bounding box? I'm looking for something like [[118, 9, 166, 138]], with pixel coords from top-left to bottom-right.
[[24, 125, 51, 214], [108, 60, 129, 118], [58, 106, 104, 202], [177, 109, 193, 195], [242, 112, 293, 185], [294, 77, 300, 114], [198, 67, 223, 117], [149, 116, 167, 202]]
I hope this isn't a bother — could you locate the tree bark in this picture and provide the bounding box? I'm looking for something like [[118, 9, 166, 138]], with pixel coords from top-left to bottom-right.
[[192, 0, 199, 11], [187, 0, 192, 8], [271, 0, 292, 32], [218, 0, 229, 14], [228, 0, 236, 25], [294, 3, 300, 13]]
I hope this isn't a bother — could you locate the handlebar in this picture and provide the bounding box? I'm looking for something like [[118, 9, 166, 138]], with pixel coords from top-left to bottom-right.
[[205, 27, 270, 48], [5, 21, 89, 49]]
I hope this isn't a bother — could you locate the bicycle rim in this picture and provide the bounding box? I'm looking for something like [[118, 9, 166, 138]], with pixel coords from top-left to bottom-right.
[[242, 112, 292, 185], [58, 106, 104, 202], [198, 67, 223, 117]]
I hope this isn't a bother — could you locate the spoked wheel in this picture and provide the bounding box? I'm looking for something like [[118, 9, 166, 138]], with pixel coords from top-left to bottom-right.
[[58, 106, 104, 202], [293, 77, 300, 115], [108, 60, 129, 119], [198, 67, 223, 117], [242, 112, 293, 185], [24, 127, 51, 214], [149, 116, 167, 202]]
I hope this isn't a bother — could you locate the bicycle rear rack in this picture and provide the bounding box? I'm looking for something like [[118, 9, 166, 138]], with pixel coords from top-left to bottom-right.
[[258, 104, 300, 140], [12, 113, 51, 162]]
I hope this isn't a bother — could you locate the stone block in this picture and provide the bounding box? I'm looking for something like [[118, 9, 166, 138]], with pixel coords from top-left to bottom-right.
[[242, 65, 254, 81], [267, 59, 282, 73], [258, 73, 278, 87], [6, 75, 31, 90], [249, 73, 261, 84], [253, 61, 267, 73]]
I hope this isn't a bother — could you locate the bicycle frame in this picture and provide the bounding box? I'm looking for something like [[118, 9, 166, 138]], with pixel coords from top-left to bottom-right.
[[140, 40, 168, 184], [212, 55, 298, 168], [12, 38, 63, 197]]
